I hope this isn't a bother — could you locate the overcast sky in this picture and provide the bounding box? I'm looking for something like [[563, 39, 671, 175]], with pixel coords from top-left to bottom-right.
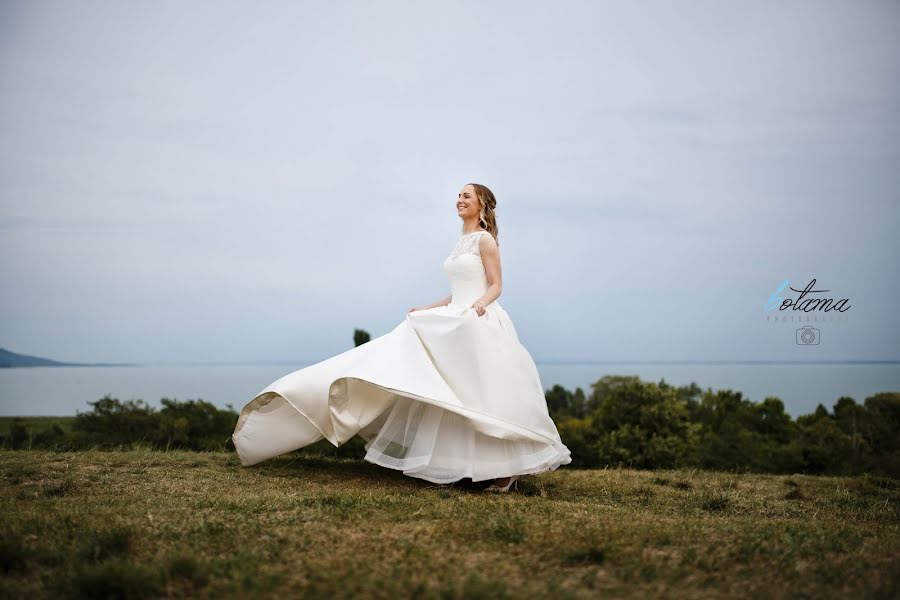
[[1, 0, 898, 364]]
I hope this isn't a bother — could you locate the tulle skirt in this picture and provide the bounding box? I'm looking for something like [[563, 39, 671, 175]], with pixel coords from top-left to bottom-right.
[[232, 303, 572, 484]]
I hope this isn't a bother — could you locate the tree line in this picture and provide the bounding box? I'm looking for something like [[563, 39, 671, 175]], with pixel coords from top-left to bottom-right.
[[2, 376, 897, 478], [548, 375, 899, 478]]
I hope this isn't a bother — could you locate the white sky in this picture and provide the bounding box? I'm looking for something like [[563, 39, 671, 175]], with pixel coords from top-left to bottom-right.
[[1, 0, 898, 364]]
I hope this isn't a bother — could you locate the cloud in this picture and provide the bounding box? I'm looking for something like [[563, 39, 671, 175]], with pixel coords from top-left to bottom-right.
[[1, 0, 898, 363]]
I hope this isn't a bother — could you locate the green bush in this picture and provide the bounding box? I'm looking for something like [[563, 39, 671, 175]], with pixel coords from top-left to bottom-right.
[[590, 377, 700, 469], [2, 380, 898, 478], [0, 395, 239, 452], [547, 376, 899, 478]]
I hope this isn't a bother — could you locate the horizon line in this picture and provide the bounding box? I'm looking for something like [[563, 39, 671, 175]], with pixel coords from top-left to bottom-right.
[[98, 358, 900, 367]]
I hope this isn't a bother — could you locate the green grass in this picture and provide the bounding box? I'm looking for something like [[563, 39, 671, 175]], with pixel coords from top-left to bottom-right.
[[1, 449, 898, 599]]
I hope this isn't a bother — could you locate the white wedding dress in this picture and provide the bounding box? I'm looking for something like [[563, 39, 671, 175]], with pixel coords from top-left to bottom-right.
[[232, 230, 572, 484]]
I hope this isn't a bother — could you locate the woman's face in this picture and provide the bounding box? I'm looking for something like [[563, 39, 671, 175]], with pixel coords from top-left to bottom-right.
[[456, 185, 479, 220]]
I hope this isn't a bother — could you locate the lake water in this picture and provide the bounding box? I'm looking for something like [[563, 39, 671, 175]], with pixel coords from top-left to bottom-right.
[[1, 362, 898, 418]]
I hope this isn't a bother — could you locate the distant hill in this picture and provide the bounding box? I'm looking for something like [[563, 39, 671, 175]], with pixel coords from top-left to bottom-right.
[[0, 347, 136, 368]]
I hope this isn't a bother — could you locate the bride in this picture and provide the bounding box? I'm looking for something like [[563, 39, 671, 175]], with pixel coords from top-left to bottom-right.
[[232, 183, 572, 492]]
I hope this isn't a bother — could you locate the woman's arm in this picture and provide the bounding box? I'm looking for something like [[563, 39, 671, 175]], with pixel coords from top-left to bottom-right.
[[426, 294, 452, 309], [409, 294, 452, 313], [473, 234, 502, 315]]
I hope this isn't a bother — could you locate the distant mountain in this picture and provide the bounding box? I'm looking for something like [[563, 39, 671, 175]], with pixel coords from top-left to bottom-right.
[[0, 347, 136, 368]]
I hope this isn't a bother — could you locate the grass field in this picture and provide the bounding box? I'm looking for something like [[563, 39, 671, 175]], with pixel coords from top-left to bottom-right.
[[1, 449, 898, 599]]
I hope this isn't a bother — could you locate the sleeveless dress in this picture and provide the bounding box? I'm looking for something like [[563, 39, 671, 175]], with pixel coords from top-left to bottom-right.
[[231, 230, 572, 483]]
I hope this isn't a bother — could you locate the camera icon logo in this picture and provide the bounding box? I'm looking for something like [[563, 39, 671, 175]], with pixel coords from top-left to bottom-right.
[[796, 326, 820, 345]]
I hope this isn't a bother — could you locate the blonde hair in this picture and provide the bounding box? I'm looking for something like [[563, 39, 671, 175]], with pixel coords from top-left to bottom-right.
[[465, 182, 499, 246]]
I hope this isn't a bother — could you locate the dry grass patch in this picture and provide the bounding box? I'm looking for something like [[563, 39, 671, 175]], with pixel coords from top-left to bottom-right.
[[0, 449, 898, 599]]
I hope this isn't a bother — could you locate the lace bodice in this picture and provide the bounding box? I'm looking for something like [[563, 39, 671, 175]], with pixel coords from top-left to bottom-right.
[[442, 230, 498, 307], [446, 230, 488, 261]]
